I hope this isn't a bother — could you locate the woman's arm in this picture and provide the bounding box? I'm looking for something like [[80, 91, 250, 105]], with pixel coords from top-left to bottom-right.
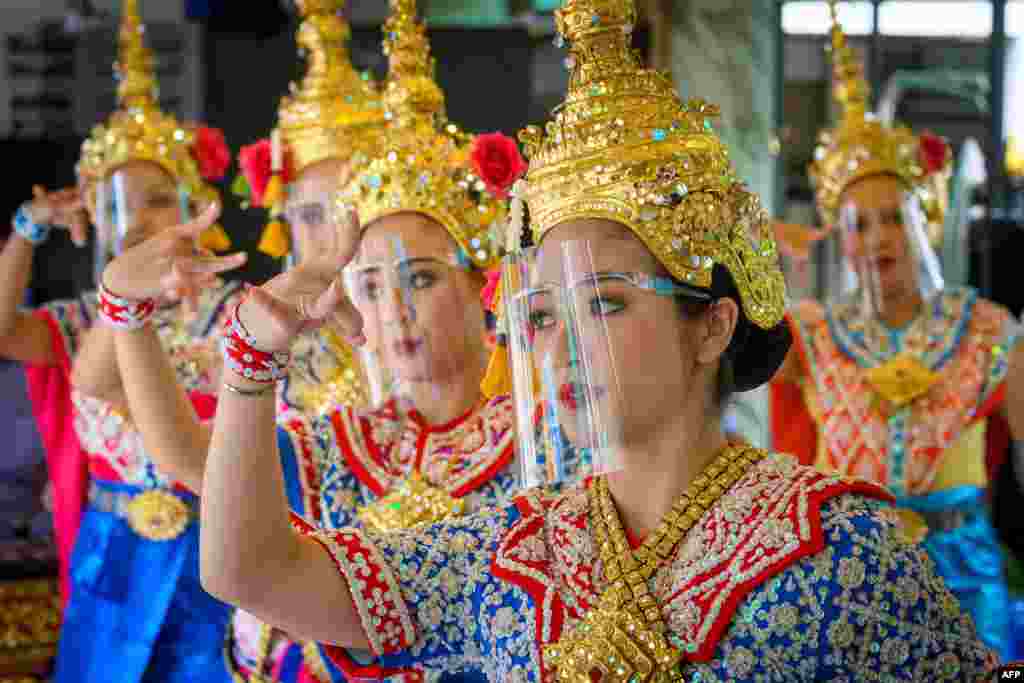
[[0, 234, 56, 365], [0, 188, 89, 365], [69, 325, 123, 403], [201, 372, 369, 648], [113, 325, 210, 491]]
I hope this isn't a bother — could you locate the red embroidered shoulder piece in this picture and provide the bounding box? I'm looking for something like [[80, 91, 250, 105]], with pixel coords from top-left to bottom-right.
[[493, 453, 893, 666]]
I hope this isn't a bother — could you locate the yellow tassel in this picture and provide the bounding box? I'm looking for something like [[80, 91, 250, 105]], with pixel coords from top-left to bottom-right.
[[198, 223, 231, 252], [262, 174, 285, 208], [480, 345, 512, 399], [258, 220, 290, 258]]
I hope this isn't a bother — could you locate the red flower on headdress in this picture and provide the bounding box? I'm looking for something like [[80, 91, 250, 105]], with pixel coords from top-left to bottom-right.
[[190, 126, 231, 181], [919, 132, 948, 175], [238, 139, 294, 208], [470, 132, 528, 199], [481, 267, 502, 311]]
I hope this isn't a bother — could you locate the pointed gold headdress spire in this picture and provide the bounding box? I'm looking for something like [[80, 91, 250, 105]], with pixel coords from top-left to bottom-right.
[[114, 0, 158, 110], [517, 0, 785, 330], [381, 0, 445, 129], [275, 0, 386, 174], [809, 0, 950, 239], [77, 0, 222, 207], [339, 0, 517, 270]]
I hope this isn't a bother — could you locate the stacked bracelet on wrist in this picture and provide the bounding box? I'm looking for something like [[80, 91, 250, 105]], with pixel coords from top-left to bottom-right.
[[220, 300, 291, 383], [97, 282, 157, 330], [13, 204, 52, 245]]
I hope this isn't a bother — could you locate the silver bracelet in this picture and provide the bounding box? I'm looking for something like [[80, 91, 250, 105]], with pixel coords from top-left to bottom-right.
[[222, 381, 276, 398]]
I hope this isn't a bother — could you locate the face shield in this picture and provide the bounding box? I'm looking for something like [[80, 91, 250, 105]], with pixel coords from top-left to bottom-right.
[[283, 188, 349, 270], [834, 191, 945, 321], [504, 240, 709, 488], [92, 169, 192, 286], [342, 236, 479, 414]]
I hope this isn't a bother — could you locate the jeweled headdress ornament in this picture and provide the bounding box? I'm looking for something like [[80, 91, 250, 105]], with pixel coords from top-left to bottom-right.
[[237, 0, 388, 258], [517, 0, 785, 330], [77, 0, 228, 205], [339, 0, 521, 270], [809, 0, 951, 240]]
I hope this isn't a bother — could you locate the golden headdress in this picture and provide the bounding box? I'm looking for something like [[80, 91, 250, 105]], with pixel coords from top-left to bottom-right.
[[809, 0, 951, 240], [77, 0, 231, 250], [277, 0, 386, 175], [339, 0, 515, 270], [242, 0, 388, 258], [517, 0, 785, 330]]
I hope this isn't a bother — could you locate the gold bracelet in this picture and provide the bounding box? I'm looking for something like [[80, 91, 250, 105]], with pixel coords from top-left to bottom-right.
[[222, 382, 275, 397]]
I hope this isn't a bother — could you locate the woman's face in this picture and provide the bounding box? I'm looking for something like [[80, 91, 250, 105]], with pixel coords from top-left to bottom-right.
[[97, 160, 181, 250], [350, 212, 487, 385], [840, 174, 918, 303], [286, 158, 348, 264], [533, 219, 713, 448]]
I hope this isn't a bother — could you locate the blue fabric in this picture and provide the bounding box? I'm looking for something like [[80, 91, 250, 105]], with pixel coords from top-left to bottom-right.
[[899, 485, 1012, 661], [278, 643, 304, 683], [278, 427, 307, 516], [53, 479, 231, 683]]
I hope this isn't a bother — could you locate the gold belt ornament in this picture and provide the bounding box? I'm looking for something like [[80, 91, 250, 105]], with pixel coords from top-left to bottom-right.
[[125, 490, 193, 541], [358, 471, 466, 533]]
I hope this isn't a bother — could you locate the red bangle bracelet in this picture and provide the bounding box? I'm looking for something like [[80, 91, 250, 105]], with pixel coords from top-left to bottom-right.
[[220, 300, 291, 383], [97, 282, 157, 330]]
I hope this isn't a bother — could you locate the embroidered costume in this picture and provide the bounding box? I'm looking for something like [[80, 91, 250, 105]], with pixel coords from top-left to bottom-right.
[[769, 1, 1020, 659], [299, 453, 997, 681]]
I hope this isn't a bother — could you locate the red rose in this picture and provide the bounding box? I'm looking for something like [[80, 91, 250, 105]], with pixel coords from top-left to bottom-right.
[[470, 132, 528, 199], [919, 132, 948, 175], [190, 126, 231, 181]]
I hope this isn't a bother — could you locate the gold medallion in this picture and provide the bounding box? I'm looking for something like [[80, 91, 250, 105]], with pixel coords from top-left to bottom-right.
[[358, 471, 466, 533], [125, 490, 192, 541], [865, 353, 938, 409]]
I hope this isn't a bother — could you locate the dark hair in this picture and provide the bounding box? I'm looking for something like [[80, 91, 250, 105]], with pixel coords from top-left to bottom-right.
[[674, 264, 790, 410], [675, 266, 741, 410]]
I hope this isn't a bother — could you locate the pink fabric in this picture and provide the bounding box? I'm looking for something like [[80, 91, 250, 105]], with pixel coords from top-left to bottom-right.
[[23, 310, 88, 607]]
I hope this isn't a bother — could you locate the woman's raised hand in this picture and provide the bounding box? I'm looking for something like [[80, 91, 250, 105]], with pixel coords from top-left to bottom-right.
[[235, 209, 364, 353], [28, 185, 89, 247], [101, 202, 247, 303]]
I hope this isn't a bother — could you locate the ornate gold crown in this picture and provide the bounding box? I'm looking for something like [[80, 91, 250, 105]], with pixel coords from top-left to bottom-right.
[[275, 0, 387, 175], [517, 0, 784, 329], [340, 0, 508, 270], [808, 0, 951, 239], [77, 0, 214, 203]]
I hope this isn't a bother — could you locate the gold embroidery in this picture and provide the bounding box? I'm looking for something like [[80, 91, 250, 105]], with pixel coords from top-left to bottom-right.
[[358, 470, 466, 533], [545, 445, 766, 681]]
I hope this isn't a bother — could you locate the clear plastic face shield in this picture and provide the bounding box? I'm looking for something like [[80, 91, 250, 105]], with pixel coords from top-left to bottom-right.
[[504, 240, 701, 488], [342, 232, 480, 414], [92, 168, 192, 286], [283, 188, 348, 270], [835, 191, 945, 321]]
